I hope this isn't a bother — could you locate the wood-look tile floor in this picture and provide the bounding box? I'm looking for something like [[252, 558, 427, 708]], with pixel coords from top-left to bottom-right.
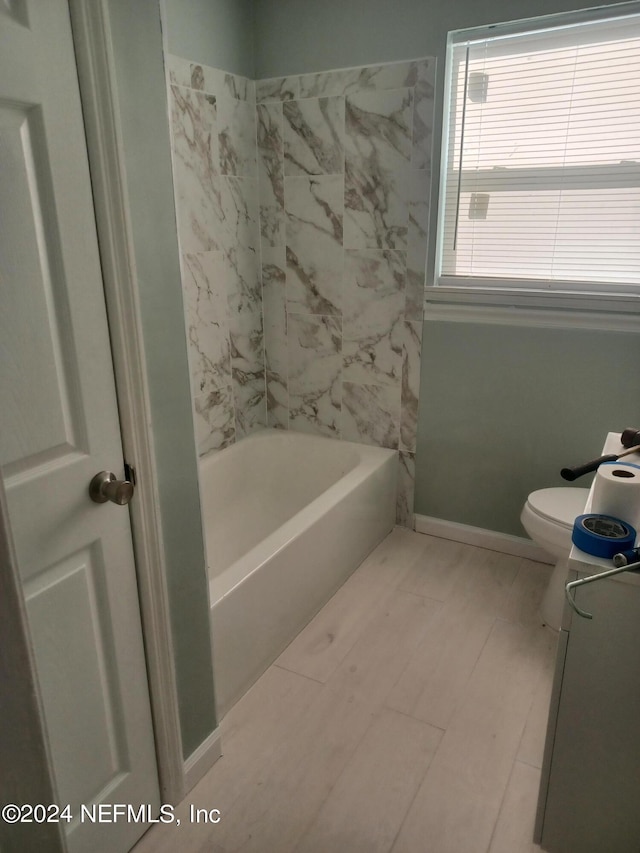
[[133, 528, 557, 853]]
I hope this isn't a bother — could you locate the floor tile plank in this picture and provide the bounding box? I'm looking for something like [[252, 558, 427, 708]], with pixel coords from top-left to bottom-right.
[[448, 549, 521, 611], [398, 535, 479, 602], [517, 634, 558, 769], [132, 666, 322, 853], [488, 760, 545, 853], [386, 594, 495, 729], [325, 588, 442, 708], [293, 708, 443, 853], [132, 530, 556, 853], [276, 527, 428, 683], [391, 619, 555, 853], [498, 559, 553, 627]]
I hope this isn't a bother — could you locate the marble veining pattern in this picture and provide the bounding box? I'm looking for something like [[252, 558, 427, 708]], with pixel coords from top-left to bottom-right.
[[167, 53, 435, 525], [232, 366, 267, 439], [298, 60, 422, 100], [218, 97, 257, 177], [342, 249, 405, 387], [397, 450, 416, 529], [262, 246, 288, 430], [344, 89, 414, 251], [400, 320, 422, 454], [225, 247, 263, 371], [190, 64, 205, 91], [194, 387, 235, 455], [167, 56, 265, 453], [285, 175, 344, 316], [288, 314, 342, 438], [345, 89, 413, 174], [257, 57, 435, 525], [215, 175, 260, 254], [341, 381, 401, 450], [256, 76, 300, 103], [257, 103, 285, 248], [190, 63, 255, 103], [182, 251, 231, 399], [283, 96, 345, 177], [170, 84, 219, 254]]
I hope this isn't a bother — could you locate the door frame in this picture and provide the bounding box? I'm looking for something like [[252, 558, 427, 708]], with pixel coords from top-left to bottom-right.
[[67, 0, 187, 805]]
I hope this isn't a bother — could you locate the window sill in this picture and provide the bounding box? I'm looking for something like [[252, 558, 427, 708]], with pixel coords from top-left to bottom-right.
[[423, 286, 640, 332]]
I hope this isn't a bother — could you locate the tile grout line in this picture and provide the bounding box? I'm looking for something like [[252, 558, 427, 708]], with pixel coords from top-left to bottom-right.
[[272, 662, 326, 684], [483, 756, 521, 853], [291, 703, 389, 853], [275, 551, 432, 686], [387, 702, 449, 853]]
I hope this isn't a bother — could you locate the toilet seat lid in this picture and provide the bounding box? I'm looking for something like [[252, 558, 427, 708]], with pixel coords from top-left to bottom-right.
[[527, 487, 590, 528]]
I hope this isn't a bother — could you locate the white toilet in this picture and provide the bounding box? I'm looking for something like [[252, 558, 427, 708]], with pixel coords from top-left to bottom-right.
[[520, 487, 590, 630]]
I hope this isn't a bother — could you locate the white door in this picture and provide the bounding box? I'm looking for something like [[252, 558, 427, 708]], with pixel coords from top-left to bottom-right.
[[0, 3, 160, 853]]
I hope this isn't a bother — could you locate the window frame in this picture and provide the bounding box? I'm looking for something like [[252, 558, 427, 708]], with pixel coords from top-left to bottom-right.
[[429, 2, 640, 319]]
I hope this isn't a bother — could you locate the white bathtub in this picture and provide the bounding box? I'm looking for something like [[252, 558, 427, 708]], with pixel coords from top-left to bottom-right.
[[200, 429, 397, 717]]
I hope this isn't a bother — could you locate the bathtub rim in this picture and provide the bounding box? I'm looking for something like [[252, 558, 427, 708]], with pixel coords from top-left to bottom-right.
[[199, 426, 362, 477], [202, 430, 397, 604]]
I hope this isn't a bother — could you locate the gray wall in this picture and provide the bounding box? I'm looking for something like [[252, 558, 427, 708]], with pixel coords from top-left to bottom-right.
[[253, 0, 626, 78], [253, 0, 640, 536], [105, 0, 216, 758], [417, 321, 640, 537], [163, 0, 254, 77]]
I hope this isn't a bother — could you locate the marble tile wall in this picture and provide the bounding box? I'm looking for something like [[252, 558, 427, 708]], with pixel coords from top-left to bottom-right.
[[165, 53, 435, 526], [257, 59, 436, 526], [166, 54, 266, 453]]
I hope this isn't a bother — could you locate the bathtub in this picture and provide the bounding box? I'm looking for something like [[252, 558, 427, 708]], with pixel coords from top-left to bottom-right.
[[200, 428, 397, 717]]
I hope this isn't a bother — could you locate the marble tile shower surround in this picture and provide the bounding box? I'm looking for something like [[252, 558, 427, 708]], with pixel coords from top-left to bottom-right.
[[167, 54, 265, 454], [165, 54, 436, 526], [257, 59, 435, 527]]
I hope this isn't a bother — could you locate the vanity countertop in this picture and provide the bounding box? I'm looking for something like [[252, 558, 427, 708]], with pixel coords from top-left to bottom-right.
[[569, 431, 640, 585]]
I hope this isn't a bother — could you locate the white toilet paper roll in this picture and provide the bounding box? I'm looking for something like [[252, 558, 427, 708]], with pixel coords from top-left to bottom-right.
[[591, 462, 640, 529]]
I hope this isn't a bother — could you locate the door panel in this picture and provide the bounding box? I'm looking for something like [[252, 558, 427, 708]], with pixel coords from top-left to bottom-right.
[[0, 102, 85, 469], [0, 3, 160, 851], [24, 544, 127, 809]]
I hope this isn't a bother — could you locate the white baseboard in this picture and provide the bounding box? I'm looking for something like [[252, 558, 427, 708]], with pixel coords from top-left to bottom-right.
[[184, 726, 222, 794], [414, 514, 554, 565]]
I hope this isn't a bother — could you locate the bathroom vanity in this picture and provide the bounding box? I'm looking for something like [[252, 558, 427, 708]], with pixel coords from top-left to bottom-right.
[[535, 433, 640, 852]]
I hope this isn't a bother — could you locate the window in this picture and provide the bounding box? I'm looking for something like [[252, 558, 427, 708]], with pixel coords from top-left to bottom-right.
[[436, 5, 640, 300]]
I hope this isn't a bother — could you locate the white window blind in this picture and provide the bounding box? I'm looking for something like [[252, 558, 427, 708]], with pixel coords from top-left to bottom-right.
[[438, 9, 640, 294]]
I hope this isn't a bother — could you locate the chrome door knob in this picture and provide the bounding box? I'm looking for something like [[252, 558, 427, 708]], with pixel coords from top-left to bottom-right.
[[89, 471, 134, 505]]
